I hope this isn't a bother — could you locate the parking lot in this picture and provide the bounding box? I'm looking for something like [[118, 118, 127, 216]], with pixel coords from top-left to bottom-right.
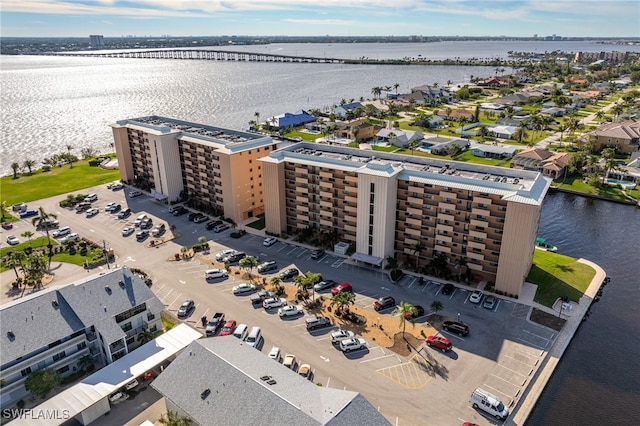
[[3, 184, 558, 425]]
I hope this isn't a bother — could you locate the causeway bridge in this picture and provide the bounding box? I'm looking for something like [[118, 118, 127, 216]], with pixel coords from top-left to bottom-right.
[[54, 49, 346, 64]]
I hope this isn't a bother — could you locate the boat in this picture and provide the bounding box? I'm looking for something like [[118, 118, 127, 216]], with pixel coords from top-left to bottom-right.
[[535, 237, 557, 252]]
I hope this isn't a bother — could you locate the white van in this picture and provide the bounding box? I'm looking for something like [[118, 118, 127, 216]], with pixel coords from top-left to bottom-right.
[[84, 194, 98, 203], [233, 324, 248, 341], [470, 388, 509, 420], [245, 327, 262, 348]]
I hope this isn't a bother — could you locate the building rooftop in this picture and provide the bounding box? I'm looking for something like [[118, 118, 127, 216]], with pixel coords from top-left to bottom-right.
[[261, 142, 550, 205], [112, 115, 274, 154], [151, 337, 390, 426], [1, 267, 164, 366]]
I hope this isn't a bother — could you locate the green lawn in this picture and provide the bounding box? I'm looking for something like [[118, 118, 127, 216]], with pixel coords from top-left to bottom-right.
[[246, 214, 266, 230], [452, 150, 512, 166], [2, 161, 119, 206], [527, 249, 596, 307], [552, 176, 636, 202], [284, 130, 319, 141]]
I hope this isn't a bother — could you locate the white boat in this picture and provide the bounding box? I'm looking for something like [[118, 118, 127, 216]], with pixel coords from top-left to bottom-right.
[[535, 237, 557, 252]]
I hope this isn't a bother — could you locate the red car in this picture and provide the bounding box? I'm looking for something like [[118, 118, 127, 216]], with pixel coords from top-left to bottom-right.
[[219, 320, 237, 336], [1, 222, 13, 230], [331, 283, 353, 296], [426, 335, 452, 352]]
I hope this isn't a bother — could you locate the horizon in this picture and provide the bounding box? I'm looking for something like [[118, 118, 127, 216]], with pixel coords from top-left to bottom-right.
[[1, 1, 638, 38]]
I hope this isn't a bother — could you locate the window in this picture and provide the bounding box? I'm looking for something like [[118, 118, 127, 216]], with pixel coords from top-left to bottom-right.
[[77, 342, 87, 351], [53, 351, 66, 362], [21, 367, 32, 377], [58, 365, 70, 374], [121, 322, 133, 332]]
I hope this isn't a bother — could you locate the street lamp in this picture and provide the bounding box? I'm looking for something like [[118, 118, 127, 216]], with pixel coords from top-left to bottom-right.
[[457, 313, 461, 322], [102, 240, 111, 269]]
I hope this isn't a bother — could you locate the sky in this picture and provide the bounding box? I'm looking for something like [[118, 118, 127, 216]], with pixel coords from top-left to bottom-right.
[[1, 0, 639, 38]]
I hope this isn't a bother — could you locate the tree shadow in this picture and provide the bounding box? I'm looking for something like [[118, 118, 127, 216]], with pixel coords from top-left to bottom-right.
[[411, 348, 450, 381]]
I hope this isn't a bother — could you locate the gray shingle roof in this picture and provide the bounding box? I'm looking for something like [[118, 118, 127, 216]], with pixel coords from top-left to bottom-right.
[[1, 267, 164, 365], [151, 338, 391, 426]]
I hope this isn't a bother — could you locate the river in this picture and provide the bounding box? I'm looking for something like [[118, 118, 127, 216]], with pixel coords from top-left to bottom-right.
[[1, 41, 639, 424]]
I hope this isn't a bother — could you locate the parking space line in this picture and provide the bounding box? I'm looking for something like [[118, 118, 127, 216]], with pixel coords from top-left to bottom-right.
[[277, 245, 288, 252], [494, 363, 529, 378], [406, 277, 418, 289], [360, 353, 396, 363], [296, 249, 307, 258], [168, 293, 181, 308], [522, 329, 555, 341], [317, 255, 328, 263], [286, 246, 297, 255], [332, 259, 344, 268], [516, 337, 547, 351], [440, 330, 465, 341]]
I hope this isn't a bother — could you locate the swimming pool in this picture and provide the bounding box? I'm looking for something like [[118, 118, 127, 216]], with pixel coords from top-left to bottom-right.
[[607, 179, 637, 190], [373, 141, 389, 147]]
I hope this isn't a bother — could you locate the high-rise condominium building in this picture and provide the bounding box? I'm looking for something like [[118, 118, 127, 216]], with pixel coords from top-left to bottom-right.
[[111, 116, 278, 222], [260, 143, 551, 296]]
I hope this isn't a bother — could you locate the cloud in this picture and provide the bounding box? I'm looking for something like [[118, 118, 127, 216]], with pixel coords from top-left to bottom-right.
[[284, 18, 354, 26]]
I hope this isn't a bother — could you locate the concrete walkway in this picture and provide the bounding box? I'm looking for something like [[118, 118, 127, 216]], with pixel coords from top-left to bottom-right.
[[508, 258, 607, 425]]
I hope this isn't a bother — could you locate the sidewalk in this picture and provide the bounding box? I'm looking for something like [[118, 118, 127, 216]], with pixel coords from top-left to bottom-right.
[[508, 258, 607, 425]]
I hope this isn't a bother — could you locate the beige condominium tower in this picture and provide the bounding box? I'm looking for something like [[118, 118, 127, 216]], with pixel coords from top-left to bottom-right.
[[260, 143, 551, 297], [111, 116, 278, 222]]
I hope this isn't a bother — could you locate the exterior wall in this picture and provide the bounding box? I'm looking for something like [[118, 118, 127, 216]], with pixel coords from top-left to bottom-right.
[[356, 174, 397, 259], [263, 162, 287, 234], [495, 202, 541, 295], [112, 127, 135, 182], [77, 397, 110, 426], [593, 135, 639, 154], [150, 133, 183, 201]]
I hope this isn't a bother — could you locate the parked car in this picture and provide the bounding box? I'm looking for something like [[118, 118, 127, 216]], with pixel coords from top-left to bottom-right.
[[122, 226, 135, 237], [442, 320, 470, 336], [36, 219, 59, 230], [104, 202, 117, 212], [206, 220, 222, 230], [251, 291, 276, 306], [194, 215, 209, 224], [205, 313, 225, 336], [441, 283, 455, 295], [405, 305, 425, 319], [305, 315, 331, 330], [283, 354, 297, 370], [60, 233, 80, 243], [232, 283, 258, 295], [136, 230, 149, 241], [151, 224, 166, 237], [330, 329, 355, 344], [314, 279, 337, 292], [483, 295, 496, 310], [263, 236, 277, 247], [1, 222, 13, 230], [6, 235, 20, 245], [469, 290, 483, 304], [331, 283, 353, 296], [171, 206, 187, 216], [374, 296, 396, 311], [298, 363, 312, 380], [52, 226, 71, 238], [85, 208, 99, 217], [339, 337, 367, 352], [84, 194, 98, 203], [187, 212, 201, 221], [268, 346, 282, 362], [257, 261, 278, 273], [279, 268, 299, 280], [224, 251, 246, 264], [219, 320, 237, 336], [205, 269, 228, 280], [426, 335, 453, 352], [111, 182, 124, 191], [213, 223, 230, 233], [110, 204, 121, 213], [128, 190, 142, 197], [310, 248, 325, 259], [133, 214, 147, 227], [124, 379, 138, 390], [278, 305, 303, 318], [263, 297, 287, 310], [118, 208, 131, 219], [215, 249, 235, 261], [19, 209, 38, 218], [109, 392, 126, 403], [177, 300, 195, 318]]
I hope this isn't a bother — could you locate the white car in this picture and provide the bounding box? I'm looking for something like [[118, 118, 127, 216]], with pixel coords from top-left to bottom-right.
[[111, 182, 124, 190], [104, 202, 116, 212], [283, 354, 297, 370], [108, 392, 126, 403], [122, 226, 135, 237], [262, 297, 287, 309], [215, 249, 235, 262], [128, 190, 142, 197], [61, 233, 80, 243], [124, 379, 138, 390], [278, 305, 303, 318], [213, 223, 230, 233], [268, 346, 281, 362], [263, 237, 277, 247], [339, 337, 367, 353], [53, 226, 71, 238], [331, 329, 356, 344], [205, 269, 228, 280], [232, 283, 258, 295], [86, 208, 99, 217], [469, 290, 484, 304], [6, 235, 20, 245]]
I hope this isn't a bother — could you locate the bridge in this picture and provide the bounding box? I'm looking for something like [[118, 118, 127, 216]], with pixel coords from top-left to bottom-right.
[[54, 49, 347, 64]]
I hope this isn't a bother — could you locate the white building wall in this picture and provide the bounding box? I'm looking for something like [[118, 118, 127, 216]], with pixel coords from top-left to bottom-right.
[[150, 134, 183, 202], [356, 173, 398, 260]]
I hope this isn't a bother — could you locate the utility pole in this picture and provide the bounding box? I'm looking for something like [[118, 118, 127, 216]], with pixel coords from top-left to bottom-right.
[[102, 240, 110, 269]]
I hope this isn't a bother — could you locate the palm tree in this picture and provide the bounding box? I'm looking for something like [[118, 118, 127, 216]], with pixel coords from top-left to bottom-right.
[[392, 302, 418, 339], [7, 251, 26, 280], [270, 276, 283, 294], [137, 329, 154, 344], [32, 207, 57, 269], [238, 256, 258, 280], [0, 201, 8, 222], [516, 120, 529, 144], [23, 159, 35, 175], [408, 140, 419, 156], [66, 145, 74, 168], [21, 231, 34, 245], [594, 110, 605, 123], [371, 86, 382, 100], [158, 410, 192, 426], [11, 162, 20, 179], [430, 300, 444, 316], [330, 291, 355, 316], [77, 355, 95, 373], [393, 83, 400, 94], [611, 103, 624, 122], [413, 241, 423, 269], [601, 147, 620, 183]]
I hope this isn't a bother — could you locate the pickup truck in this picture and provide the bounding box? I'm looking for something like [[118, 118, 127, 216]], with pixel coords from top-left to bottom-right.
[[250, 291, 276, 306], [205, 313, 225, 337]]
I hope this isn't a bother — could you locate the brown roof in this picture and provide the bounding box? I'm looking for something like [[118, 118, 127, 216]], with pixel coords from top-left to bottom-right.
[[592, 121, 640, 140], [515, 148, 554, 161]]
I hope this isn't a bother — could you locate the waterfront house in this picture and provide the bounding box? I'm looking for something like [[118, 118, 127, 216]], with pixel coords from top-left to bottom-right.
[[333, 102, 364, 119], [376, 128, 424, 148], [337, 119, 382, 142], [266, 110, 316, 130], [511, 148, 571, 180], [436, 109, 474, 121], [579, 121, 640, 155], [0, 267, 164, 410]]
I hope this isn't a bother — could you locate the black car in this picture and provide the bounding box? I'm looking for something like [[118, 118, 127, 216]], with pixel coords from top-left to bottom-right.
[[188, 212, 201, 221], [136, 230, 149, 241], [279, 268, 299, 280], [206, 220, 223, 230], [194, 215, 209, 224], [374, 296, 396, 311], [310, 248, 325, 259], [224, 252, 246, 264], [172, 206, 188, 216], [441, 283, 455, 295], [177, 300, 195, 318], [405, 305, 425, 319], [442, 320, 470, 336]]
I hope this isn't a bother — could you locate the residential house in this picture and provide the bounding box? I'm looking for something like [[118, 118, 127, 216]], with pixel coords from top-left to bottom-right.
[[399, 85, 453, 105], [337, 119, 383, 142], [423, 136, 470, 155], [266, 110, 316, 130], [151, 337, 391, 425], [540, 107, 567, 117], [580, 121, 640, 155], [376, 128, 424, 148], [469, 143, 519, 159], [436, 109, 474, 122], [489, 125, 518, 139], [333, 102, 364, 119], [511, 148, 571, 180], [0, 267, 164, 410], [479, 77, 509, 87]]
